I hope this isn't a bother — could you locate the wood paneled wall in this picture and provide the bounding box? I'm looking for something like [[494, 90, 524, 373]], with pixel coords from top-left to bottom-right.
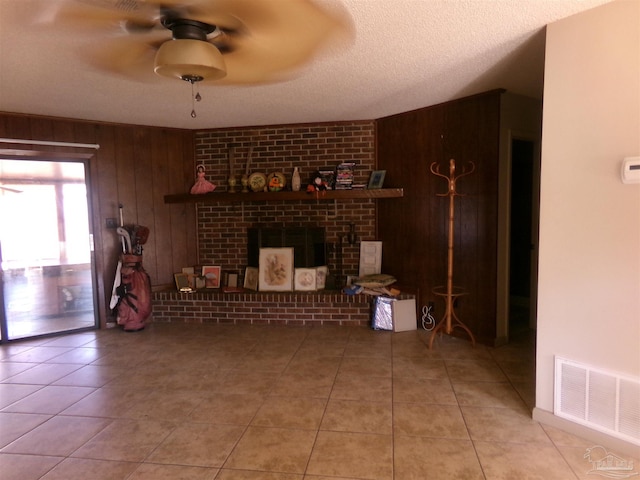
[[376, 90, 503, 344], [0, 113, 197, 327]]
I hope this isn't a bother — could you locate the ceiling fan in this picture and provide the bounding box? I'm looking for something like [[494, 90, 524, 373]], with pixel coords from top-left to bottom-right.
[[50, 0, 353, 86]]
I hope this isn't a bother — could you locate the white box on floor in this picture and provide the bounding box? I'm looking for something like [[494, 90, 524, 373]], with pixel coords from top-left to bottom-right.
[[392, 299, 417, 332]]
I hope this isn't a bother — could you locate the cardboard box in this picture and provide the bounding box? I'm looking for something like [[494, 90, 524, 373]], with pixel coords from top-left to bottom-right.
[[392, 298, 417, 332]]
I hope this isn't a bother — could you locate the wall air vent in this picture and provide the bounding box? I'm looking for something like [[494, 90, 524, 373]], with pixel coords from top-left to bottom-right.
[[554, 357, 640, 446]]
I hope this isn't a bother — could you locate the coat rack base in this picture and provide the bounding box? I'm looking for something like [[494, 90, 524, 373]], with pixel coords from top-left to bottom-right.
[[428, 286, 476, 349]]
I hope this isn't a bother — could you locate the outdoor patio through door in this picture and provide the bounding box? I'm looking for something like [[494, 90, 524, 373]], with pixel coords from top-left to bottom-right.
[[0, 157, 98, 341]]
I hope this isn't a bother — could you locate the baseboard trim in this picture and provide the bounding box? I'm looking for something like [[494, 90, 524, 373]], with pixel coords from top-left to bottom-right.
[[532, 407, 640, 458]]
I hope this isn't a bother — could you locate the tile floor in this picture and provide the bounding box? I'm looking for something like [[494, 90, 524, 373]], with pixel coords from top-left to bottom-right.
[[0, 323, 636, 479]]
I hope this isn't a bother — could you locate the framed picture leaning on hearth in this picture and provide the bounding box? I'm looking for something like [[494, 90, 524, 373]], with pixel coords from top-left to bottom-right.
[[202, 265, 221, 288], [259, 248, 294, 292], [244, 266, 259, 290]]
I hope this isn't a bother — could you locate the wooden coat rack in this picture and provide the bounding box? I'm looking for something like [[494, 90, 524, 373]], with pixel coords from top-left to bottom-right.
[[428, 158, 476, 349]]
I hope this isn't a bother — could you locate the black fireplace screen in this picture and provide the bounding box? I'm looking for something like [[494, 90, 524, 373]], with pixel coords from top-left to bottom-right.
[[247, 227, 326, 268]]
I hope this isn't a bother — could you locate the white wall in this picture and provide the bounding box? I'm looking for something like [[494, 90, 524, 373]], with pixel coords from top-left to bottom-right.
[[536, 0, 639, 439]]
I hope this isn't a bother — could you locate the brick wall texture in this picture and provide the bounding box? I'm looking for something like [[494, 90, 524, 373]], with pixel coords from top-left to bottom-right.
[[194, 121, 377, 278]]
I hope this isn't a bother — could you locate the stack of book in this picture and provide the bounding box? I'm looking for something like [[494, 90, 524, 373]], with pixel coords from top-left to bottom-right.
[[335, 162, 356, 190]]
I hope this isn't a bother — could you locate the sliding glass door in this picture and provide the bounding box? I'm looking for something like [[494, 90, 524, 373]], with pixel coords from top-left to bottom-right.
[[0, 158, 97, 341]]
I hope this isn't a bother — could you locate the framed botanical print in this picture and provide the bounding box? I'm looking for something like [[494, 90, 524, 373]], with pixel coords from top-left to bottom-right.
[[294, 268, 317, 291], [244, 266, 259, 290], [259, 248, 294, 291]]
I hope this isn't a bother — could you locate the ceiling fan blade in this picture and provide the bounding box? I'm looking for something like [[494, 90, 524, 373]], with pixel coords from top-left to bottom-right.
[[201, 0, 354, 84], [51, 0, 162, 31], [82, 35, 165, 80]]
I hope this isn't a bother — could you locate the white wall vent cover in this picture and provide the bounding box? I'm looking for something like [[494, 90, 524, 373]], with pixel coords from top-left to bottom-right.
[[555, 357, 640, 446]]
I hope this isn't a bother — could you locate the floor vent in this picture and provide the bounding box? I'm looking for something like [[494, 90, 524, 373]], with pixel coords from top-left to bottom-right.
[[555, 357, 640, 445]]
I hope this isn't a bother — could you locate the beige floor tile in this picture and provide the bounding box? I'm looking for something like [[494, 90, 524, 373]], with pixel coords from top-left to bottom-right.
[[320, 398, 392, 434], [306, 431, 393, 480], [338, 356, 392, 377], [462, 406, 551, 444], [252, 396, 326, 429], [445, 358, 509, 383], [452, 381, 529, 409], [5, 346, 73, 363], [42, 333, 99, 348], [218, 370, 280, 395], [392, 356, 449, 380], [474, 440, 577, 480], [343, 342, 391, 358], [235, 352, 295, 373], [2, 363, 82, 385], [146, 423, 244, 467], [394, 403, 469, 439], [1, 415, 111, 456], [46, 347, 105, 364], [0, 361, 37, 381], [271, 371, 336, 398], [61, 385, 151, 417], [393, 376, 457, 405], [0, 412, 51, 448], [224, 426, 317, 474], [189, 393, 265, 425], [52, 364, 126, 387], [0, 383, 43, 409], [217, 469, 302, 479], [330, 372, 392, 402], [0, 452, 63, 480], [129, 463, 219, 479], [124, 389, 206, 421], [394, 435, 484, 479], [1, 385, 95, 414], [40, 457, 139, 480], [72, 418, 175, 462]]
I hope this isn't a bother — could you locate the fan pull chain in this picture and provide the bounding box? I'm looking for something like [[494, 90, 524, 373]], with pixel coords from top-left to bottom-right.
[[182, 75, 204, 118]]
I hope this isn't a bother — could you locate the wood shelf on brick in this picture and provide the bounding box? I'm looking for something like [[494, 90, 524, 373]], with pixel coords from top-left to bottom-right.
[[164, 188, 404, 204]]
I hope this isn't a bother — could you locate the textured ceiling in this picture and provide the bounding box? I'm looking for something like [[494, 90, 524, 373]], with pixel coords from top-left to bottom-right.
[[0, 0, 613, 130]]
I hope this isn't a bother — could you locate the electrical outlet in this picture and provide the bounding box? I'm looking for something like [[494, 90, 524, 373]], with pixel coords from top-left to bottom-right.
[[105, 218, 118, 229]]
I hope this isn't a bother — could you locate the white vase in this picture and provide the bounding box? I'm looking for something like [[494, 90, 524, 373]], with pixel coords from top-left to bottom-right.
[[292, 167, 301, 191]]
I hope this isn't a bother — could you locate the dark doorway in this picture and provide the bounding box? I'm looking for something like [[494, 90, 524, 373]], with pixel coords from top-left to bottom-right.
[[509, 138, 537, 336]]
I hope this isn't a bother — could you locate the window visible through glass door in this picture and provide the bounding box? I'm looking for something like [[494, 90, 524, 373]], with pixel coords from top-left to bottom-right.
[[0, 158, 98, 341]]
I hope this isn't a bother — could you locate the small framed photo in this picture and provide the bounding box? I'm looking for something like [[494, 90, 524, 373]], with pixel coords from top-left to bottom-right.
[[315, 266, 328, 290], [174, 273, 192, 292], [295, 268, 317, 291], [367, 170, 386, 189], [244, 266, 259, 290], [202, 265, 221, 288], [259, 247, 294, 291]]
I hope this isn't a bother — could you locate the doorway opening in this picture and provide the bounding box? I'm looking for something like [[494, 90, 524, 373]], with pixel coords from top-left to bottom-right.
[[0, 157, 98, 341], [509, 138, 540, 338]]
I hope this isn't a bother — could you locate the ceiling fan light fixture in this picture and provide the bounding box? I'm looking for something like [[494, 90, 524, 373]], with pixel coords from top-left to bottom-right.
[[154, 39, 226, 82]]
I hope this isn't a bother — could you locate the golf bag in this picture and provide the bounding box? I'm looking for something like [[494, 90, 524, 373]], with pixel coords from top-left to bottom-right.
[[114, 254, 151, 331]]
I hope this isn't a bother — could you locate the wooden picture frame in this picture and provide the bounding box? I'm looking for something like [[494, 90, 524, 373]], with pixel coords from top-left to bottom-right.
[[295, 268, 317, 291], [174, 273, 192, 292], [367, 170, 386, 189], [259, 247, 294, 291], [202, 265, 221, 288], [244, 266, 259, 290], [315, 266, 328, 290]]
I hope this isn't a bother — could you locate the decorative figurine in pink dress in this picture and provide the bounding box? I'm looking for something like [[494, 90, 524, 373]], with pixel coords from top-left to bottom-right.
[[190, 164, 216, 194]]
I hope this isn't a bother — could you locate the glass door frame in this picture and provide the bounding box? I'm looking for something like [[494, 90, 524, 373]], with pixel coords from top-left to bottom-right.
[[0, 149, 99, 343]]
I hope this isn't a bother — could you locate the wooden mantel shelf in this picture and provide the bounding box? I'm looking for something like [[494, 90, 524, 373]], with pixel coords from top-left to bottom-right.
[[164, 188, 404, 204]]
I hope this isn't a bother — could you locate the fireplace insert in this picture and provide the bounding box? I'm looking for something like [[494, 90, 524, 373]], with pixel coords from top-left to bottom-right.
[[247, 227, 326, 268]]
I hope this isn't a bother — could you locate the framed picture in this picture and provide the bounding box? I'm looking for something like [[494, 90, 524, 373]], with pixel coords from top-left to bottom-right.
[[295, 268, 317, 291], [202, 265, 221, 288], [174, 273, 192, 292], [315, 266, 328, 290], [259, 247, 294, 291], [244, 266, 259, 290], [367, 170, 386, 189]]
